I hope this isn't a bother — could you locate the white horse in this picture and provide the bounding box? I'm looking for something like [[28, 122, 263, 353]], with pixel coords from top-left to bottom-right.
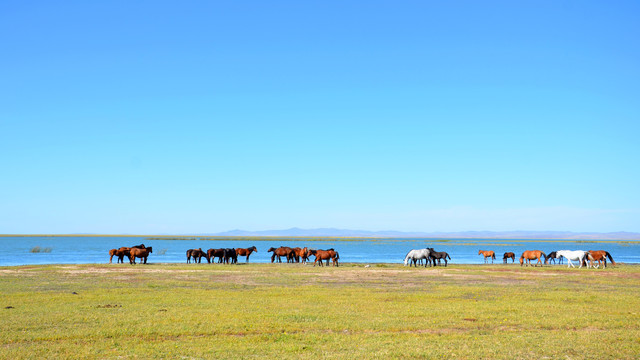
[[556, 250, 589, 269], [404, 249, 431, 267]]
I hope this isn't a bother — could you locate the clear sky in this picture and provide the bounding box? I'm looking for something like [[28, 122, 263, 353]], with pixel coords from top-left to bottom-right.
[[1, 1, 639, 234]]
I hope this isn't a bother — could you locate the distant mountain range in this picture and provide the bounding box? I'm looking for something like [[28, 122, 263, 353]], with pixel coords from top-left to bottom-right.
[[210, 228, 640, 240]]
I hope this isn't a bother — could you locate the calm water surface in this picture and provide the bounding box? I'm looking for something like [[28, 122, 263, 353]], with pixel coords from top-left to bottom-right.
[[0, 236, 638, 266]]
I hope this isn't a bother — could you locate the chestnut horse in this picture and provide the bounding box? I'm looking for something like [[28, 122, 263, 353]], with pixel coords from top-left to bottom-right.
[[307, 249, 339, 267], [187, 248, 209, 263], [588, 250, 615, 268], [129, 247, 152, 264], [503, 252, 515, 264], [478, 250, 496, 264], [268, 247, 294, 263], [108, 249, 119, 263], [110, 244, 145, 264], [291, 247, 309, 264], [520, 250, 546, 267], [207, 248, 226, 263], [235, 246, 257, 263]]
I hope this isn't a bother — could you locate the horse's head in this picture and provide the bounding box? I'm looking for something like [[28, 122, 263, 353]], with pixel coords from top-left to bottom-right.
[[147, 247, 153, 253], [251, 246, 257, 252], [478, 250, 483, 255], [267, 247, 275, 253], [306, 249, 316, 257]]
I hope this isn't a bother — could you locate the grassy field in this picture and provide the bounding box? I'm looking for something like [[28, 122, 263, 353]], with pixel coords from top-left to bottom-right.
[[1, 263, 639, 359]]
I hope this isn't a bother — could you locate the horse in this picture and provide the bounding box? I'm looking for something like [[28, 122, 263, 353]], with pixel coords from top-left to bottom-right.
[[268, 247, 294, 263], [503, 252, 515, 264], [427, 248, 450, 267], [108, 249, 118, 263], [520, 250, 546, 267], [187, 248, 209, 263], [544, 251, 562, 264], [224, 248, 237, 264], [129, 247, 152, 265], [291, 247, 309, 264], [235, 246, 257, 263], [588, 250, 615, 268], [478, 250, 495, 264], [556, 250, 589, 268], [207, 248, 226, 263], [307, 249, 339, 267], [404, 249, 431, 267]]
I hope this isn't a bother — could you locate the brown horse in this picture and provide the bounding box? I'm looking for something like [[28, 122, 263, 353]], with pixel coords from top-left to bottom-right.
[[588, 250, 615, 268], [207, 248, 226, 263], [520, 250, 546, 267], [478, 250, 496, 264], [291, 247, 309, 264], [129, 247, 152, 264], [307, 248, 339, 267], [187, 248, 209, 263], [268, 247, 294, 263], [108, 249, 118, 263], [503, 252, 515, 264], [235, 246, 257, 263]]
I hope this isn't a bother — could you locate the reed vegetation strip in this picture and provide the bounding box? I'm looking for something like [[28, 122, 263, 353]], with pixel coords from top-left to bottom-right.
[[1, 264, 639, 359]]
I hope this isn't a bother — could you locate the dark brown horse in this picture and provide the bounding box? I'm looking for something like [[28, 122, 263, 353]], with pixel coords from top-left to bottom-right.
[[427, 248, 450, 267], [588, 250, 615, 268], [129, 247, 152, 264], [207, 248, 226, 263], [478, 250, 496, 264], [520, 250, 546, 267], [268, 247, 294, 263], [503, 252, 515, 264], [235, 246, 257, 263], [186, 248, 209, 263], [307, 248, 339, 267]]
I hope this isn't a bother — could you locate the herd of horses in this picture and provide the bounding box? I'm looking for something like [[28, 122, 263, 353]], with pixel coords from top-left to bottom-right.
[[109, 245, 340, 267], [478, 249, 616, 268], [108, 244, 152, 264], [109, 244, 615, 269]]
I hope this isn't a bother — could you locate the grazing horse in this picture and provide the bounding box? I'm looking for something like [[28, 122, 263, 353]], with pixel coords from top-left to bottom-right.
[[307, 249, 339, 267], [503, 252, 515, 264], [129, 247, 153, 265], [544, 251, 563, 265], [427, 248, 450, 267], [588, 250, 615, 268], [404, 249, 431, 267], [207, 248, 226, 263], [291, 247, 309, 264], [268, 247, 294, 263], [235, 246, 257, 263], [478, 250, 496, 264], [187, 248, 209, 263], [556, 250, 589, 269], [520, 250, 546, 267]]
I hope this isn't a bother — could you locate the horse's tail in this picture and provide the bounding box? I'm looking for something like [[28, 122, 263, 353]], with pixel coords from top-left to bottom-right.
[[492, 253, 496, 259], [540, 251, 547, 260], [605, 251, 616, 266], [447, 253, 451, 260]]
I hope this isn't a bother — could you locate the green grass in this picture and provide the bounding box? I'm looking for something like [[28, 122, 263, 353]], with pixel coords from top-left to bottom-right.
[[1, 263, 639, 359]]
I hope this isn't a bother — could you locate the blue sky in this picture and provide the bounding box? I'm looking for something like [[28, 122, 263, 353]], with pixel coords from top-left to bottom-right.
[[1, 1, 639, 234]]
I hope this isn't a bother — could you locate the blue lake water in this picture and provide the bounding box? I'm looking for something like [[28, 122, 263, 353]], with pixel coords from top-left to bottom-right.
[[0, 236, 638, 266]]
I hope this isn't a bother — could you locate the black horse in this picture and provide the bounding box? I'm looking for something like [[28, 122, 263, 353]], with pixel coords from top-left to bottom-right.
[[223, 248, 237, 264], [427, 248, 451, 267], [544, 251, 564, 265]]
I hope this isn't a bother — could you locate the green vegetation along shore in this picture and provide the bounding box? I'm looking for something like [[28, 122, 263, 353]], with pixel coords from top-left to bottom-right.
[[1, 263, 639, 359]]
